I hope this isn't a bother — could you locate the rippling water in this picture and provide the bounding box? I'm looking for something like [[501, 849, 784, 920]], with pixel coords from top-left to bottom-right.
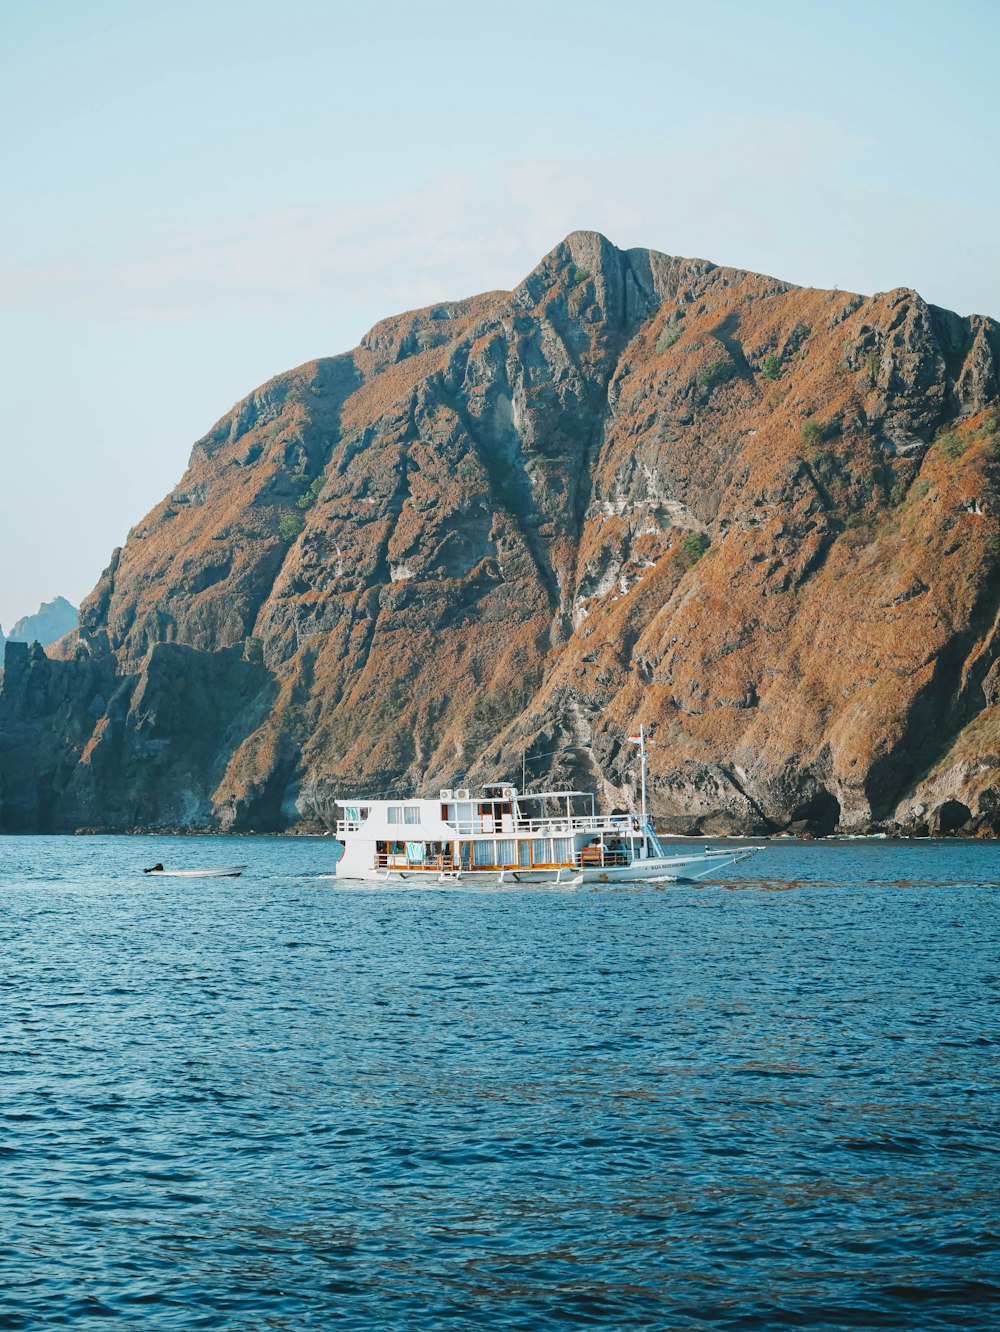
[[1, 835, 998, 1329]]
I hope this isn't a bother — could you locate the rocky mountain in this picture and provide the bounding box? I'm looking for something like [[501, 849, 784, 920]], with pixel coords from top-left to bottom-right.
[[2, 231, 1000, 836], [3, 596, 78, 648]]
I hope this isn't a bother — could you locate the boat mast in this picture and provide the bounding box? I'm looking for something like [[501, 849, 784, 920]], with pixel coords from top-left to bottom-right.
[[639, 724, 648, 829]]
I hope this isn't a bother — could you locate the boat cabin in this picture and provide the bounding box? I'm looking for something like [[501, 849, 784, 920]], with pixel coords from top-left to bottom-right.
[[335, 784, 658, 878]]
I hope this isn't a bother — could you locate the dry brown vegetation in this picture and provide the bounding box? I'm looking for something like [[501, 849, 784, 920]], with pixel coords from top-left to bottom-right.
[[8, 232, 1000, 836]]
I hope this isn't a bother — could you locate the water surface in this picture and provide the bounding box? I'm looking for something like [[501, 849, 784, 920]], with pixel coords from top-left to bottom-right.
[[1, 836, 998, 1329]]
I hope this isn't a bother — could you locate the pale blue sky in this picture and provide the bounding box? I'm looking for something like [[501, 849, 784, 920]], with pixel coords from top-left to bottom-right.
[[1, 0, 998, 628]]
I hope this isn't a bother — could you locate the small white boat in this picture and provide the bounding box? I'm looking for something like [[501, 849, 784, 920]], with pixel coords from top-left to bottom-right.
[[143, 865, 246, 878], [333, 729, 764, 885]]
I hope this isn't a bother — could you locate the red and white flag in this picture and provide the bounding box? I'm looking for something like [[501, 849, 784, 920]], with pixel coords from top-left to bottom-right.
[[627, 732, 642, 744]]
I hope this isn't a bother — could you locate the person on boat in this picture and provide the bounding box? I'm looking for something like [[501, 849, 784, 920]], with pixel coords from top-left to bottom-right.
[[143, 863, 164, 874]]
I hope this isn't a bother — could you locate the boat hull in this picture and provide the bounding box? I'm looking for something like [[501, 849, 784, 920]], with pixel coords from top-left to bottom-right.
[[145, 866, 246, 878], [334, 848, 761, 886]]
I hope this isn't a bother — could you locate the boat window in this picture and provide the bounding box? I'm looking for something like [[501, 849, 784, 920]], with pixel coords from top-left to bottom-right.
[[472, 841, 495, 867], [387, 807, 402, 824], [345, 805, 360, 821], [404, 806, 420, 825], [495, 840, 517, 867]]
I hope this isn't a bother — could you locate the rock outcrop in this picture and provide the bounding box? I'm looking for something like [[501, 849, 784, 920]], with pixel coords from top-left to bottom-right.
[[3, 232, 1000, 835]]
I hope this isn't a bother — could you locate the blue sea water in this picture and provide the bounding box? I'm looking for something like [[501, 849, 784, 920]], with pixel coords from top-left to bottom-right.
[[0, 835, 998, 1330]]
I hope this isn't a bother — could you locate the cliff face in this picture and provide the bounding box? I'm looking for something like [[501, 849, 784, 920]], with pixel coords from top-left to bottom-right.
[[3, 231, 1000, 835]]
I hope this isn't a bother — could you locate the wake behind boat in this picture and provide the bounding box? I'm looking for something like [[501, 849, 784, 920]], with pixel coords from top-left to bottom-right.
[[334, 730, 763, 885], [142, 864, 246, 878]]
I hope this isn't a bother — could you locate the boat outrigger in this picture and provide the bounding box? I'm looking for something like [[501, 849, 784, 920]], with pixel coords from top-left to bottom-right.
[[334, 729, 763, 885]]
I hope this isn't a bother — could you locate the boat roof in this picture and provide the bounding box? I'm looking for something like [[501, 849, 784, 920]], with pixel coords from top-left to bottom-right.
[[337, 788, 598, 809], [518, 790, 591, 798]]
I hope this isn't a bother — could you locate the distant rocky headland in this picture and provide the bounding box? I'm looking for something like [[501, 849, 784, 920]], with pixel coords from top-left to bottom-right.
[[2, 231, 999, 836], [0, 596, 77, 657]]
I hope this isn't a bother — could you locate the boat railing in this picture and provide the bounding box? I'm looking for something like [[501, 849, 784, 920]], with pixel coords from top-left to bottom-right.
[[444, 814, 641, 838], [576, 845, 631, 869], [374, 852, 459, 871], [337, 813, 644, 839]]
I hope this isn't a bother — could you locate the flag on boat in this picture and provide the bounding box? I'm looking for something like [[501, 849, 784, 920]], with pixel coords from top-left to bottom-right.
[[627, 732, 643, 743]]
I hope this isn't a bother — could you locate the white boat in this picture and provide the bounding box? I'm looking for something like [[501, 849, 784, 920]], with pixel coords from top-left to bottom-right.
[[334, 730, 763, 885], [143, 865, 246, 878]]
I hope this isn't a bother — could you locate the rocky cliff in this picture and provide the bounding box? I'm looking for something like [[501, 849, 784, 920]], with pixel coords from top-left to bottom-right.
[[3, 231, 1000, 835]]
